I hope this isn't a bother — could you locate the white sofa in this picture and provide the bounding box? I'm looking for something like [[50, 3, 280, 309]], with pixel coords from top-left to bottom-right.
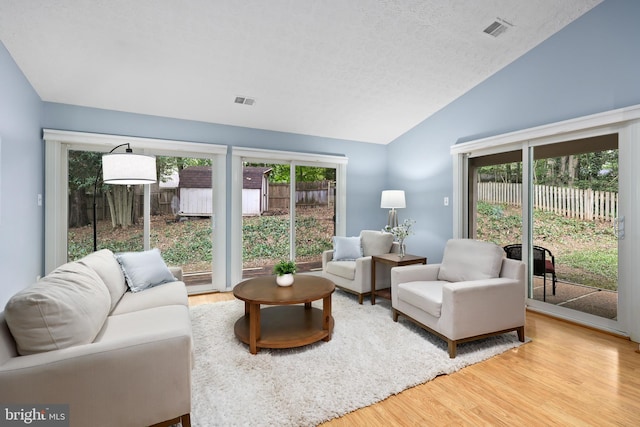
[[322, 230, 399, 304], [0, 249, 193, 427], [391, 239, 526, 358]]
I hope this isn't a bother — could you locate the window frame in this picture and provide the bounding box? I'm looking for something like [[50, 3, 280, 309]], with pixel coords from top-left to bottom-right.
[[43, 129, 227, 290]]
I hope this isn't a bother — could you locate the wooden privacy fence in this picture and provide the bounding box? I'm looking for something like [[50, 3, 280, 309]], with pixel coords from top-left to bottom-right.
[[269, 181, 335, 210], [478, 182, 618, 222], [87, 188, 178, 221]]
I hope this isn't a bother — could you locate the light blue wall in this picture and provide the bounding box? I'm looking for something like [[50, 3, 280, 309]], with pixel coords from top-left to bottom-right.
[[387, 0, 640, 263], [0, 42, 44, 308]]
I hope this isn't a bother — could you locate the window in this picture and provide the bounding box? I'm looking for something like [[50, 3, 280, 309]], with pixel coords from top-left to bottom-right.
[[450, 106, 640, 338], [44, 130, 227, 292], [231, 147, 347, 286]]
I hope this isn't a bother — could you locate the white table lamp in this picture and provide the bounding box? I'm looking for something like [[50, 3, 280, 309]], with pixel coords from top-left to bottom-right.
[[381, 190, 405, 228]]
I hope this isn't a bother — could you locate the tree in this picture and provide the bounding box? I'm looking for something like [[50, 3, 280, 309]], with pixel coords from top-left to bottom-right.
[[477, 148, 619, 191], [68, 150, 101, 228], [105, 185, 136, 229], [245, 163, 336, 183]]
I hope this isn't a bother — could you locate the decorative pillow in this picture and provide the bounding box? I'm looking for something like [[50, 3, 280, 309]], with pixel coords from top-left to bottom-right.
[[4, 261, 111, 355], [332, 236, 362, 261], [437, 239, 504, 282], [360, 230, 394, 257], [115, 248, 177, 293]]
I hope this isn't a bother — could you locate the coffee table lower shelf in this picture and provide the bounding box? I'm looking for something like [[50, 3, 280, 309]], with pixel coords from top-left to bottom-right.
[[234, 305, 334, 352]]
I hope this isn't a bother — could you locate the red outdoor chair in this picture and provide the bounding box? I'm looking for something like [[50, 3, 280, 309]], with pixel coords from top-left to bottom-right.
[[503, 244, 557, 302]]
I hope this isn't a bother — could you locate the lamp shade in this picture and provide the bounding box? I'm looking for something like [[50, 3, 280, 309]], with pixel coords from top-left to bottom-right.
[[380, 190, 406, 209], [102, 153, 157, 185]]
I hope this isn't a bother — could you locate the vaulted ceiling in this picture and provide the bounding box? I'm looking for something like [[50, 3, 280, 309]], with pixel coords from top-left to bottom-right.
[[0, 1, 601, 144]]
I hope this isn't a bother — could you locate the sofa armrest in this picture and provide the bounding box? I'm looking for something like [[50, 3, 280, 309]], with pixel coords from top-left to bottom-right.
[[322, 250, 334, 270], [440, 278, 525, 340], [0, 306, 192, 427]]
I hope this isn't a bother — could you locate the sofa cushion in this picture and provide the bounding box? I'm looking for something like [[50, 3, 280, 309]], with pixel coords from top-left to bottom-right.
[[360, 230, 394, 257], [332, 236, 362, 261], [4, 262, 111, 355], [325, 261, 357, 280], [397, 281, 445, 317], [437, 239, 504, 282], [110, 281, 189, 315], [115, 249, 177, 293], [78, 249, 127, 312]]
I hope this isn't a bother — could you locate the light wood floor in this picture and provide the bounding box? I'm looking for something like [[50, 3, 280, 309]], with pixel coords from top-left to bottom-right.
[[189, 292, 640, 426]]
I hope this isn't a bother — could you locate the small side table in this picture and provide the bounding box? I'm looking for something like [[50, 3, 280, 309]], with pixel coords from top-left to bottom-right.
[[371, 253, 427, 305]]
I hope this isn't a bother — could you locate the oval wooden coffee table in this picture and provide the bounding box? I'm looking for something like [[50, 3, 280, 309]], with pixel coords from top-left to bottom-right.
[[233, 275, 335, 354]]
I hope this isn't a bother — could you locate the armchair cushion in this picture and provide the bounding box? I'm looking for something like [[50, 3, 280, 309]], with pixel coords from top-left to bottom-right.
[[397, 281, 445, 317], [437, 239, 504, 282], [332, 236, 362, 261], [360, 230, 394, 257], [324, 260, 357, 280]]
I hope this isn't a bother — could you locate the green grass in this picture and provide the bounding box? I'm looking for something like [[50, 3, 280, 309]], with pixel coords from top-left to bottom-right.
[[477, 201, 618, 290], [560, 249, 618, 290], [68, 208, 334, 271]]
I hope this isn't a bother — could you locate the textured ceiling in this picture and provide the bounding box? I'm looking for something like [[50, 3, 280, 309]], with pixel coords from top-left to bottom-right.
[[0, 0, 601, 144]]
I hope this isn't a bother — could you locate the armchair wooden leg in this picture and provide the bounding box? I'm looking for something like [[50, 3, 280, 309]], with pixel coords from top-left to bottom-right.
[[392, 308, 399, 322], [358, 294, 364, 304], [517, 326, 525, 342]]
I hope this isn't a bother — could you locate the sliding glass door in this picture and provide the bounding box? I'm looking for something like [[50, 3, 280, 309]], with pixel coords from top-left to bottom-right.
[[231, 147, 346, 286], [45, 130, 227, 293], [452, 111, 640, 338], [241, 162, 291, 278], [467, 151, 523, 251], [150, 156, 216, 294], [530, 135, 619, 319], [238, 162, 337, 279], [295, 165, 336, 273]]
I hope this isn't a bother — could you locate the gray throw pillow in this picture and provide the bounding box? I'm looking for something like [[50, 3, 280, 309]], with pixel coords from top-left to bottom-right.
[[115, 248, 177, 293], [332, 236, 362, 261]]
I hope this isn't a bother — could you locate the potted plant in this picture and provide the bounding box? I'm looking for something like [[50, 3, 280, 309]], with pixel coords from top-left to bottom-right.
[[273, 260, 297, 286]]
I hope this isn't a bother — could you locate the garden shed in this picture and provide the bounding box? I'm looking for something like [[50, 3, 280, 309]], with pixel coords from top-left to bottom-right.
[[242, 166, 272, 216], [177, 166, 272, 216]]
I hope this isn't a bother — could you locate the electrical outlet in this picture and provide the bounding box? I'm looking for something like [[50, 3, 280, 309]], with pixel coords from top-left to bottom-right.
[[444, 196, 449, 206]]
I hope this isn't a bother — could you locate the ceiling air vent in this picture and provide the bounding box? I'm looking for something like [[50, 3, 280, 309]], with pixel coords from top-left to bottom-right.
[[234, 96, 256, 106], [483, 19, 512, 37]]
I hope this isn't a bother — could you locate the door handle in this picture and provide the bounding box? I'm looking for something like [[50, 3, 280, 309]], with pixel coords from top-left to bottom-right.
[[615, 216, 625, 240]]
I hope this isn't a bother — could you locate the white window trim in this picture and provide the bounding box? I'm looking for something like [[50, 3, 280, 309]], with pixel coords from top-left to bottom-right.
[[43, 129, 227, 291], [230, 146, 347, 287]]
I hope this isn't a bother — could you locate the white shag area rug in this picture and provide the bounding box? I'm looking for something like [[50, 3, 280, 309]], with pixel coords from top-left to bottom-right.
[[190, 291, 525, 427]]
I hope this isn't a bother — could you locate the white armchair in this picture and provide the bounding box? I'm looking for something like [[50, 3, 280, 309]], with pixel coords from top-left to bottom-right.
[[391, 239, 525, 358], [322, 230, 398, 304]]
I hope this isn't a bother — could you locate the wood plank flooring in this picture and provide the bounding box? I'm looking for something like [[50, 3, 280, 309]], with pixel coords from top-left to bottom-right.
[[189, 292, 640, 426]]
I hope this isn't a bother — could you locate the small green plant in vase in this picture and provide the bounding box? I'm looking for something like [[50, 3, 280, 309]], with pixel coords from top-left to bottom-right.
[[273, 260, 297, 286]]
